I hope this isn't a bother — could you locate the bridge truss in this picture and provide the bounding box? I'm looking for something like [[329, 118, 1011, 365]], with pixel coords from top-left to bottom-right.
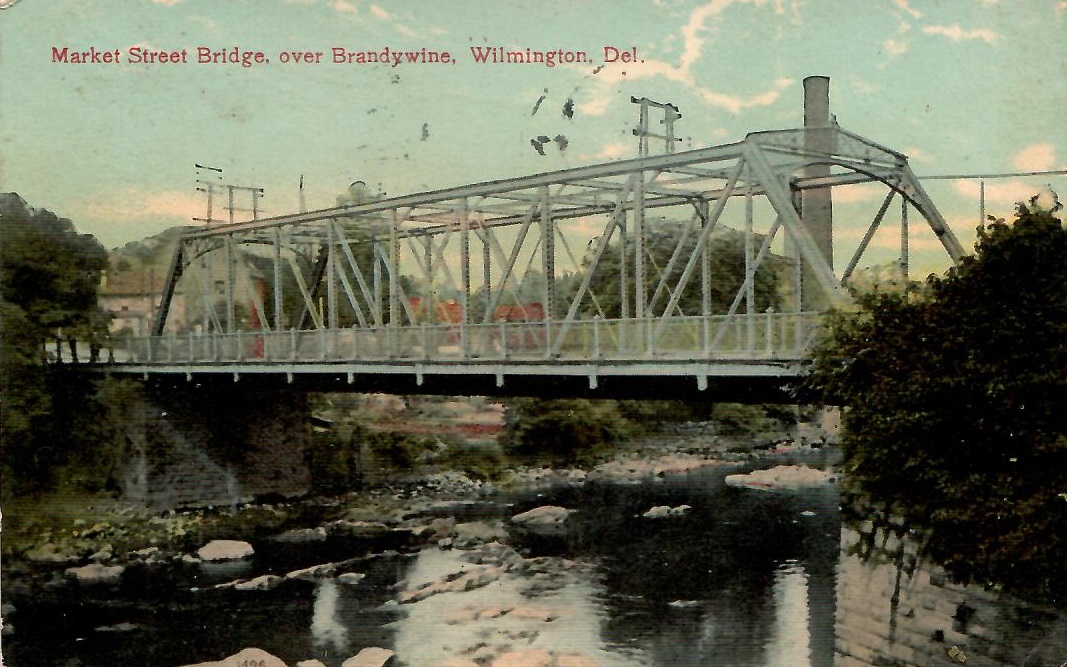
[[107, 124, 964, 397]]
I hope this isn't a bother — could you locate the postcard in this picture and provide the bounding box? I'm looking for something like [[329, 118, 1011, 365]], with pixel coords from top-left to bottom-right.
[[1, 2, 1065, 666]]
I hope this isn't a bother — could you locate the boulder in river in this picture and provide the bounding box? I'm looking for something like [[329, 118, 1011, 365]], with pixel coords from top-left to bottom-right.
[[510, 506, 574, 536], [341, 646, 395, 667], [337, 572, 367, 585], [197, 540, 254, 561], [65, 563, 125, 583], [453, 521, 510, 548], [272, 527, 327, 543], [328, 520, 391, 538], [180, 647, 287, 667], [641, 504, 691, 519], [724, 465, 835, 491], [286, 562, 338, 580], [234, 574, 285, 591]]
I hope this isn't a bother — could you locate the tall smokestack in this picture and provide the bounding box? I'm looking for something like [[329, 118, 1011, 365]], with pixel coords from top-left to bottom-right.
[[800, 75, 834, 309]]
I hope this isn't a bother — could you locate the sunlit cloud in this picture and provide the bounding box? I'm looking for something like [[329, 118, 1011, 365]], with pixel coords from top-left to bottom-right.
[[893, 0, 922, 20], [331, 0, 357, 14], [904, 146, 934, 164], [921, 24, 1001, 44], [832, 183, 885, 204], [370, 4, 389, 18], [579, 0, 794, 115], [954, 179, 1041, 204], [587, 142, 629, 161], [883, 38, 908, 58], [1013, 143, 1056, 171], [87, 189, 204, 222], [150, 0, 183, 6]]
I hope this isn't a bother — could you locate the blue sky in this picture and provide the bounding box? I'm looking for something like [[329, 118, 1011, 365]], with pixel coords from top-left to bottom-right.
[[1, 0, 1065, 276]]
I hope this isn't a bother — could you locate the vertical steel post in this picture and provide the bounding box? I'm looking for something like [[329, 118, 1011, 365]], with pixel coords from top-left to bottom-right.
[[745, 181, 755, 351], [618, 210, 629, 352], [979, 180, 986, 228], [792, 231, 803, 315], [459, 198, 470, 357], [225, 236, 236, 333], [634, 172, 646, 323], [373, 241, 383, 325], [390, 209, 401, 326], [483, 230, 492, 319], [273, 227, 284, 332], [327, 219, 338, 331], [900, 197, 909, 283], [700, 200, 711, 353], [200, 252, 213, 334], [540, 186, 555, 356], [765, 307, 774, 356]]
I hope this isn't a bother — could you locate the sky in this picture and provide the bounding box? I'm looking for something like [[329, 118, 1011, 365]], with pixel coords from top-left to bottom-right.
[[1, 0, 1065, 278]]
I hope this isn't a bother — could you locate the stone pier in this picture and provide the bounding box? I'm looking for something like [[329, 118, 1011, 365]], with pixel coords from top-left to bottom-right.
[[119, 384, 310, 509]]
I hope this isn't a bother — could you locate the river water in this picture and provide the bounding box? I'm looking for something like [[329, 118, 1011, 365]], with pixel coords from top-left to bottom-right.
[[2, 457, 841, 667]]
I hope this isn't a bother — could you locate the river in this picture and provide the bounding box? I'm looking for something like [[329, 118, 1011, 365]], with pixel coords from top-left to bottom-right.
[[2, 455, 842, 667]]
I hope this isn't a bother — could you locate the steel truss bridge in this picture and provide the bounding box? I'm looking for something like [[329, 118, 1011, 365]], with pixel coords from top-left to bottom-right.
[[89, 124, 964, 399]]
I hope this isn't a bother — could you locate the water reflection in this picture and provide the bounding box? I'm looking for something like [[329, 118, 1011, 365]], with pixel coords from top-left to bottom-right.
[[765, 562, 811, 667], [310, 579, 349, 655]]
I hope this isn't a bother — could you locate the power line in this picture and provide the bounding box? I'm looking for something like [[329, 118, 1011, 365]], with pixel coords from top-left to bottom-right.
[[918, 169, 1067, 180]]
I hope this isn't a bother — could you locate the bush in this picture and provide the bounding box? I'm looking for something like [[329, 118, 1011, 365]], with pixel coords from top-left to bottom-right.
[[809, 202, 1067, 604], [501, 398, 632, 465]]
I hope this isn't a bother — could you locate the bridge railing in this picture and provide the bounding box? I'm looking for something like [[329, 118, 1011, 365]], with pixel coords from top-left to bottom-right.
[[91, 312, 824, 367]]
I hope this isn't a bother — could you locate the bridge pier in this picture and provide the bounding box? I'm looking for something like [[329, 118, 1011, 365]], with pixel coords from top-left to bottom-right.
[[119, 383, 310, 509]]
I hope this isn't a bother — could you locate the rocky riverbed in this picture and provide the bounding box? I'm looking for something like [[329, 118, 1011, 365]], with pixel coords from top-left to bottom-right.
[[1, 429, 841, 667]]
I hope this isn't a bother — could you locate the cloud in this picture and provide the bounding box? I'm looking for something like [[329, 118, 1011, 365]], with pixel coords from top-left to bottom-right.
[[954, 179, 1043, 204], [831, 183, 885, 204], [588, 142, 630, 161], [893, 0, 922, 19], [331, 0, 357, 14], [369, 4, 389, 18], [921, 24, 1001, 44], [580, 0, 794, 115], [883, 38, 908, 58], [87, 189, 204, 223], [1013, 143, 1056, 171], [1058, 1, 1067, 13], [150, 0, 183, 5], [903, 146, 934, 164]]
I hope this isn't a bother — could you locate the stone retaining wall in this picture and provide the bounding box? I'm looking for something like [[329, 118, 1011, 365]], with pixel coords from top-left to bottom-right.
[[835, 525, 1065, 667]]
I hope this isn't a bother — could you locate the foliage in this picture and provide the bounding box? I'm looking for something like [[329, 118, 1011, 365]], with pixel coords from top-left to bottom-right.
[[1, 193, 110, 496], [581, 220, 782, 318], [501, 398, 632, 465], [808, 204, 1067, 604], [615, 400, 713, 429], [304, 425, 368, 495], [436, 440, 508, 481]]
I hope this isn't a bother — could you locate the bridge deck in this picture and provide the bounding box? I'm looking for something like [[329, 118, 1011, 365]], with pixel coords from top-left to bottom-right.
[[66, 313, 821, 400]]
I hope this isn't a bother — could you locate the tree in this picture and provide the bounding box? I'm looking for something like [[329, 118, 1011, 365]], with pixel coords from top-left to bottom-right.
[[1, 193, 110, 494], [808, 199, 1067, 604], [501, 398, 632, 465], [581, 220, 782, 319]]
